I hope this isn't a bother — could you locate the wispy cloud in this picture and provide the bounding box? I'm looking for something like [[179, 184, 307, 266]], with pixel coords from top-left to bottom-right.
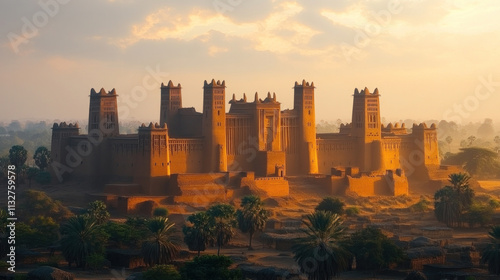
[[111, 2, 326, 56]]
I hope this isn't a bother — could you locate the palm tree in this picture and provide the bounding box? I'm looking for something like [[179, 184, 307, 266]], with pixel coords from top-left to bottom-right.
[[449, 172, 474, 227], [236, 195, 269, 250], [434, 186, 460, 227], [207, 204, 237, 256], [292, 211, 349, 280], [481, 226, 500, 275], [60, 215, 107, 268], [142, 216, 180, 266], [434, 173, 474, 227], [183, 211, 214, 256]]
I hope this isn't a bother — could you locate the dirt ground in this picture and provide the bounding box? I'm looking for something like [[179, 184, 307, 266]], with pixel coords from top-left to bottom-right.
[[4, 179, 500, 279]]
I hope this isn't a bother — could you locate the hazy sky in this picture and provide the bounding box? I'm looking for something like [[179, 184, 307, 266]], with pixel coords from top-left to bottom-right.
[[1, 0, 499, 125]]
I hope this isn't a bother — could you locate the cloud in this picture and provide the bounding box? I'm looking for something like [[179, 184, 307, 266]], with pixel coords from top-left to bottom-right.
[[111, 1, 326, 56]]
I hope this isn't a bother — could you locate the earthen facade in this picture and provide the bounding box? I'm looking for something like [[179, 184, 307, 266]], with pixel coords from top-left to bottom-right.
[[51, 80, 440, 197]]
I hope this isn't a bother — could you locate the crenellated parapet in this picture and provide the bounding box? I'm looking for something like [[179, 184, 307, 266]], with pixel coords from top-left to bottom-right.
[[90, 88, 117, 96], [353, 87, 379, 96], [52, 122, 80, 129], [294, 79, 315, 88], [382, 122, 407, 135], [204, 79, 226, 88], [161, 80, 181, 88], [139, 122, 168, 130]]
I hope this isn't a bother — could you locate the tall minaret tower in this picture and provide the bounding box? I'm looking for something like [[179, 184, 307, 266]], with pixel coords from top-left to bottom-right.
[[293, 80, 318, 174], [202, 79, 227, 172], [351, 87, 383, 172], [160, 81, 182, 136], [88, 88, 119, 138]]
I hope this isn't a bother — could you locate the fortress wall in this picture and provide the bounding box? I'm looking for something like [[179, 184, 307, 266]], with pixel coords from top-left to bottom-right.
[[330, 176, 348, 195], [381, 138, 402, 170], [347, 175, 393, 196], [254, 177, 289, 196], [227, 155, 256, 172], [109, 138, 138, 182], [281, 115, 300, 174], [66, 136, 97, 180], [169, 173, 229, 204], [256, 151, 286, 177], [169, 138, 204, 173], [178, 112, 203, 137], [226, 115, 254, 155], [317, 138, 356, 175]]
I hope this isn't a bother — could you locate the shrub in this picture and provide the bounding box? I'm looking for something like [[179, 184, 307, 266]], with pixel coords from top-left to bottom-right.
[[87, 253, 108, 270], [409, 198, 431, 213], [86, 201, 110, 225], [143, 265, 180, 280], [345, 206, 360, 216], [104, 221, 143, 249], [315, 197, 345, 215], [153, 207, 169, 217], [19, 190, 72, 222], [180, 255, 242, 280], [345, 227, 406, 271]]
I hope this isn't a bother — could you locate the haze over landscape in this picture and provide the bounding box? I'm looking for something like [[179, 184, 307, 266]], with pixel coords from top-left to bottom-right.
[[1, 0, 500, 124]]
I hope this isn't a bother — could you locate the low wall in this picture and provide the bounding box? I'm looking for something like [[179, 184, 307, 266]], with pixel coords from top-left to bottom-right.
[[117, 196, 170, 215], [254, 177, 289, 197]]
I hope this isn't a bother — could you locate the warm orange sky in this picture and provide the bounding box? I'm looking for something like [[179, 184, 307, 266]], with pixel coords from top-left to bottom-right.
[[1, 0, 499, 125]]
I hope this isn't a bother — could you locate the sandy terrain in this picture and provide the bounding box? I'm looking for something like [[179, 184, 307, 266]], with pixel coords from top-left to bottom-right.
[[5, 179, 500, 279]]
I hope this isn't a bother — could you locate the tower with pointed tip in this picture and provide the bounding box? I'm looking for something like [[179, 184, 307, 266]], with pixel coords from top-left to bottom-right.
[[293, 80, 318, 174], [88, 88, 119, 138], [202, 79, 227, 172], [351, 87, 383, 172], [160, 81, 182, 136]]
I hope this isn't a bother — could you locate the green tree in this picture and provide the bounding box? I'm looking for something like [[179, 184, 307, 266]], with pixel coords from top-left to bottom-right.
[[467, 203, 494, 228], [236, 195, 269, 250], [434, 173, 474, 227], [315, 197, 345, 215], [207, 204, 237, 256], [142, 216, 180, 266], [19, 190, 73, 222], [104, 221, 145, 249], [86, 200, 110, 225], [60, 215, 108, 268], [434, 187, 460, 227], [26, 167, 39, 188], [292, 211, 350, 279], [33, 146, 50, 171], [481, 226, 500, 275], [153, 207, 169, 217], [346, 227, 405, 271], [467, 135, 476, 146], [8, 145, 27, 177], [444, 148, 500, 177], [180, 255, 243, 280], [183, 211, 214, 256], [143, 265, 181, 280]]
